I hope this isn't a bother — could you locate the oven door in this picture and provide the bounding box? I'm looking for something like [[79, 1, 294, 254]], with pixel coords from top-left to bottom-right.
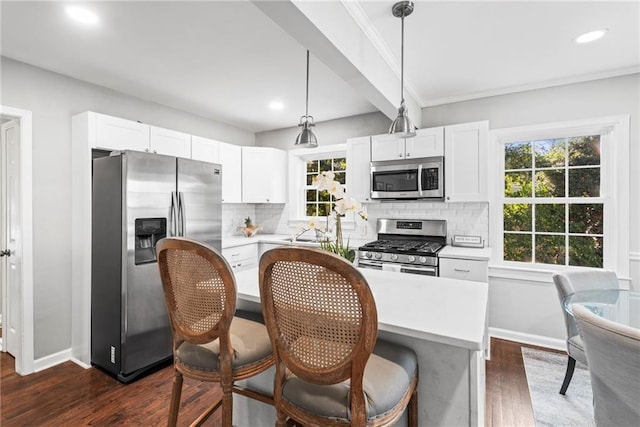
[[358, 259, 438, 276]]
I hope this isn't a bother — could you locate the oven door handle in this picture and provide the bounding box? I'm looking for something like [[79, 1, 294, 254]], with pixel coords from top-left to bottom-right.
[[400, 264, 437, 276], [417, 164, 423, 196]]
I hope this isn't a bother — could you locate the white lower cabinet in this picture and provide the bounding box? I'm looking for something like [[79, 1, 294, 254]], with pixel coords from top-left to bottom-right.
[[439, 257, 488, 282], [222, 244, 258, 272]]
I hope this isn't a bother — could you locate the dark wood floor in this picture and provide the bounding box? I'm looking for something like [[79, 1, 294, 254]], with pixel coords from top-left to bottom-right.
[[0, 338, 561, 426]]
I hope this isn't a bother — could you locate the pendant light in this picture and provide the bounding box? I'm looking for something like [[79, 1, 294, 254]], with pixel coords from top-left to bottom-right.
[[295, 50, 318, 148], [389, 1, 416, 138]]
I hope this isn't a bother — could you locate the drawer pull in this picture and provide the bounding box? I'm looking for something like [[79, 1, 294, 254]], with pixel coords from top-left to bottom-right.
[[454, 268, 471, 273]]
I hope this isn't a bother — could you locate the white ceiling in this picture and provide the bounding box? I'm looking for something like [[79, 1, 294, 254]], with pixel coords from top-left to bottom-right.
[[1, 1, 638, 133]]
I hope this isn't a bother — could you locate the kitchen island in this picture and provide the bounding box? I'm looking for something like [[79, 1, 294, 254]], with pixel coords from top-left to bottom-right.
[[232, 266, 488, 427]]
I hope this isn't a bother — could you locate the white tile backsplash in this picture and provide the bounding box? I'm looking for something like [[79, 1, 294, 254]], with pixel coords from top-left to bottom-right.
[[239, 200, 490, 246], [222, 204, 256, 238]]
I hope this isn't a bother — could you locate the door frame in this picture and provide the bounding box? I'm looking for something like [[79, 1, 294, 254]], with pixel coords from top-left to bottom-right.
[[0, 105, 34, 375]]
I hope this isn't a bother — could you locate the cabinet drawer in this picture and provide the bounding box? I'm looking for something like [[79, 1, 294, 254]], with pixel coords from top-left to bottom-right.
[[222, 244, 258, 271], [439, 258, 488, 282]]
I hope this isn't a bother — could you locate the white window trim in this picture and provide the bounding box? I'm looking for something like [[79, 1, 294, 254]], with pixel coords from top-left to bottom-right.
[[488, 115, 630, 278], [287, 144, 356, 229]]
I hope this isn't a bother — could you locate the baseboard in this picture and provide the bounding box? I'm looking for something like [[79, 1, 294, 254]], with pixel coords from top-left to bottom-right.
[[70, 356, 92, 369], [34, 348, 72, 373], [489, 327, 565, 352]]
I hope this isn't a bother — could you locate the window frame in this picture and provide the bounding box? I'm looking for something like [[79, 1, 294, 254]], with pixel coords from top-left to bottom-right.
[[288, 144, 354, 227], [489, 116, 629, 277]]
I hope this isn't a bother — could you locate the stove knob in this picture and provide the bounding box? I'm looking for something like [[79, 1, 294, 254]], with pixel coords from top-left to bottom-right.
[[408, 255, 416, 263], [391, 254, 398, 261], [374, 253, 382, 260], [365, 252, 372, 259], [419, 256, 427, 263]]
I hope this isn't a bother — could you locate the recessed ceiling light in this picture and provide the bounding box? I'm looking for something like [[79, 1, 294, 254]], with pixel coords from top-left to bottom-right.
[[575, 29, 607, 44], [269, 101, 284, 111], [65, 6, 99, 25]]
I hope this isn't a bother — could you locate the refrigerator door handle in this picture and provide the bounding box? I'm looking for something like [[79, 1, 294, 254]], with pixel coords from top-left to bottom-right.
[[178, 192, 185, 237], [170, 191, 178, 237]]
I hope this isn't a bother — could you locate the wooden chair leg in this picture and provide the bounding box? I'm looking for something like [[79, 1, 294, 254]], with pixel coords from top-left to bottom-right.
[[168, 371, 183, 427], [408, 386, 418, 427], [276, 410, 288, 427], [221, 384, 234, 427], [559, 356, 576, 395]]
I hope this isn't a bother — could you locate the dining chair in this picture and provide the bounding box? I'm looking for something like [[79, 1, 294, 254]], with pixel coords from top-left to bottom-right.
[[156, 237, 274, 427], [552, 270, 619, 394], [573, 304, 640, 426], [259, 246, 419, 427]]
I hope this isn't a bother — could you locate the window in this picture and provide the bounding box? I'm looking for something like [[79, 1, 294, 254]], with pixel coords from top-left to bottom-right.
[[492, 116, 629, 274], [304, 156, 346, 217], [503, 135, 603, 267]]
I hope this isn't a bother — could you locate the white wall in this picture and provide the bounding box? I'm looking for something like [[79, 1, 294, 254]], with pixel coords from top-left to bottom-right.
[[0, 57, 255, 359]]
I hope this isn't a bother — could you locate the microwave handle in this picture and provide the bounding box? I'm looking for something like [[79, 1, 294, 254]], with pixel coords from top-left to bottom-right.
[[418, 164, 423, 196]]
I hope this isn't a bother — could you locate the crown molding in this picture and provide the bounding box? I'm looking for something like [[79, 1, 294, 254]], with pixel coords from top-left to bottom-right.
[[422, 66, 640, 108]]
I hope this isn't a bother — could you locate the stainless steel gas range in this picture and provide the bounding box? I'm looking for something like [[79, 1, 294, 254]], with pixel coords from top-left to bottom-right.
[[357, 219, 447, 276]]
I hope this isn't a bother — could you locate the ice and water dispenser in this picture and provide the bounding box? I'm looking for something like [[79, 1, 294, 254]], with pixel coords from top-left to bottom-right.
[[134, 218, 166, 265]]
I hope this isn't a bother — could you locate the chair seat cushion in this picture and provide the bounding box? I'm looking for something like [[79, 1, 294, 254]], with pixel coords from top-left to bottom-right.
[[281, 339, 417, 422], [568, 334, 587, 364], [176, 316, 272, 371]]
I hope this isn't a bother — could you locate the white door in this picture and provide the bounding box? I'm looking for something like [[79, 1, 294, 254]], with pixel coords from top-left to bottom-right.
[[1, 119, 21, 358]]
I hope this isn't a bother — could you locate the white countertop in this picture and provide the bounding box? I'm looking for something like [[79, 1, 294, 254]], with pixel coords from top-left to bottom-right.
[[223, 234, 371, 250], [234, 266, 488, 351], [438, 245, 492, 261]]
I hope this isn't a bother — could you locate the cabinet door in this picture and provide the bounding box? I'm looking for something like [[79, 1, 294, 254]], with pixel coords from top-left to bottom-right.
[[444, 121, 489, 202], [218, 142, 242, 203], [150, 126, 191, 158], [406, 127, 444, 158], [439, 258, 488, 282], [95, 113, 149, 151], [191, 135, 221, 164], [346, 136, 372, 202], [241, 147, 286, 203], [371, 133, 405, 161]]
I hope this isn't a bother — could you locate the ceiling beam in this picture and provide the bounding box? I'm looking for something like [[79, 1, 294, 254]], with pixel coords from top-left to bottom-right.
[[252, 0, 421, 129]]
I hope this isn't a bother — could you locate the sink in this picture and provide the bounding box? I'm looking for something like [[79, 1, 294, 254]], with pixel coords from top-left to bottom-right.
[[286, 236, 319, 243]]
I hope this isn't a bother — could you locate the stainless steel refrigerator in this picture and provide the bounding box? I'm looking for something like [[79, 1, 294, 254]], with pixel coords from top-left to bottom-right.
[[91, 150, 221, 382]]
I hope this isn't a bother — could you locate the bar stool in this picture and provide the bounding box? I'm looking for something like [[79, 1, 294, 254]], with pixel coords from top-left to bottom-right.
[[259, 246, 419, 427], [156, 237, 274, 427]]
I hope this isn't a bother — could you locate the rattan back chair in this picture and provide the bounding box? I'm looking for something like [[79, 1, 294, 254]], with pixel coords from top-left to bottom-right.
[[259, 246, 418, 427], [157, 237, 274, 427]]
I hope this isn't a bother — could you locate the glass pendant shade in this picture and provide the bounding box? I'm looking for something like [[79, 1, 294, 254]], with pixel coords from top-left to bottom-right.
[[389, 1, 416, 139], [295, 50, 318, 148]]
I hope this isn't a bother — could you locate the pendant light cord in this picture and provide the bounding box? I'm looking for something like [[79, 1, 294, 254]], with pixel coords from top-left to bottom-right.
[[305, 50, 310, 118], [400, 15, 405, 105]]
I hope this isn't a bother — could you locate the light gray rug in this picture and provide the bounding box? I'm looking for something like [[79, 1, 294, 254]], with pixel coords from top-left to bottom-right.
[[522, 347, 595, 427]]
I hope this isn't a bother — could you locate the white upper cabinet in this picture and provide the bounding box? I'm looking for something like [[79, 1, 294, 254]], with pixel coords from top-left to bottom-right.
[[92, 112, 190, 158], [149, 126, 191, 158], [191, 135, 221, 164], [371, 127, 444, 161], [407, 127, 444, 158], [444, 121, 489, 202], [191, 136, 242, 204], [95, 113, 149, 152], [346, 136, 372, 202], [241, 147, 287, 203], [218, 142, 242, 203]]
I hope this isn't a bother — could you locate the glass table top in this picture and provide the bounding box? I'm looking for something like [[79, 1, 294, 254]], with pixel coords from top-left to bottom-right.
[[563, 289, 640, 328]]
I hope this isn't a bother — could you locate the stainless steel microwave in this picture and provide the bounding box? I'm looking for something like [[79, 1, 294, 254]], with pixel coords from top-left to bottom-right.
[[370, 156, 444, 200]]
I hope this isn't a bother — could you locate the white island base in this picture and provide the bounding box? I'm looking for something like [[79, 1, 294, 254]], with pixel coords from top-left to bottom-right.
[[232, 267, 488, 427]]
